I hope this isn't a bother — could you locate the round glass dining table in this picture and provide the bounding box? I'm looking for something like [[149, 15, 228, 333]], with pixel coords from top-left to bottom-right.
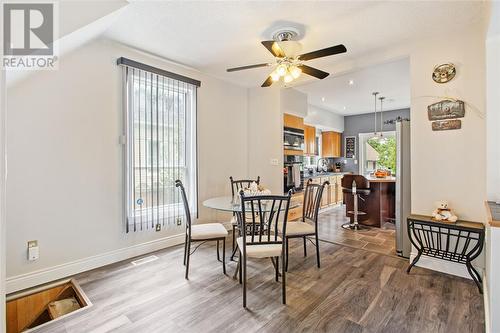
[[202, 196, 299, 212]]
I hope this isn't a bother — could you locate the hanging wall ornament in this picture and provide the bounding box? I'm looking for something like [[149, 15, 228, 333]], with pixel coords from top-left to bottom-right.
[[432, 63, 456, 84]]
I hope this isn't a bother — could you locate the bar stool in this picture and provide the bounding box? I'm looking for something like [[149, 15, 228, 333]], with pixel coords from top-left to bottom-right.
[[341, 175, 371, 230]]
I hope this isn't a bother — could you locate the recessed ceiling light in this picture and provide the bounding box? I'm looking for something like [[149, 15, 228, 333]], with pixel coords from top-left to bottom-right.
[[321, 97, 325, 102], [343, 106, 347, 110], [348, 79, 354, 86]]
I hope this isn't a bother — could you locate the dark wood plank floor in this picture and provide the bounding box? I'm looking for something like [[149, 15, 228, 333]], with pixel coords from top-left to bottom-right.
[[32, 233, 484, 333], [318, 205, 396, 256]]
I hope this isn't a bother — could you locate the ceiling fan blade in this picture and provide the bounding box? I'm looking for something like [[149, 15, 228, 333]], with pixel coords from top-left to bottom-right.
[[261, 76, 274, 87], [261, 40, 286, 58], [298, 44, 347, 61], [226, 63, 270, 72], [299, 65, 329, 79]]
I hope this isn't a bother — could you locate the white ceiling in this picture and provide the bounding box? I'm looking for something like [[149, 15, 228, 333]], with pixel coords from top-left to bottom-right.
[[104, 1, 487, 88], [296, 58, 410, 115]]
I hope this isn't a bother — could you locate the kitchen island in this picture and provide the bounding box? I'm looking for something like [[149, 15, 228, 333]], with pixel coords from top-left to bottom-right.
[[344, 175, 396, 227]]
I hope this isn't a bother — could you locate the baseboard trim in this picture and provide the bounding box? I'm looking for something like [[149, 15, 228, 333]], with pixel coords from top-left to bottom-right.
[[6, 233, 185, 294], [483, 272, 490, 333], [409, 252, 473, 280]]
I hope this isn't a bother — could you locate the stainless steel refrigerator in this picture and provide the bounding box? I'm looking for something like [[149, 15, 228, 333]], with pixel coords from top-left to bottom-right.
[[395, 119, 411, 258]]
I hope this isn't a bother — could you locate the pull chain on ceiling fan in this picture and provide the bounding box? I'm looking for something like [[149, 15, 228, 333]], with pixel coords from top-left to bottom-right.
[[226, 29, 347, 87]]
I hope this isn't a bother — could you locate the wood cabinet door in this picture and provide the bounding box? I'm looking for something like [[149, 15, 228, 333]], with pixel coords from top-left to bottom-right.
[[329, 177, 336, 204], [321, 132, 333, 157], [304, 125, 316, 156], [320, 177, 330, 207], [284, 113, 304, 129], [336, 175, 344, 203], [321, 131, 342, 157]]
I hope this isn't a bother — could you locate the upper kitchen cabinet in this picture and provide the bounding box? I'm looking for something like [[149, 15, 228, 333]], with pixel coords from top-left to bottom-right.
[[322, 131, 342, 157], [304, 125, 316, 156], [283, 113, 304, 130]]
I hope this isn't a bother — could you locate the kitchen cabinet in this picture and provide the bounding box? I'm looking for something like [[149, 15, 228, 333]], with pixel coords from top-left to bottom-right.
[[329, 176, 337, 204], [303, 125, 316, 156], [296, 174, 346, 216], [336, 175, 344, 203], [321, 131, 342, 157], [288, 192, 304, 221], [321, 177, 330, 207], [283, 113, 304, 130]]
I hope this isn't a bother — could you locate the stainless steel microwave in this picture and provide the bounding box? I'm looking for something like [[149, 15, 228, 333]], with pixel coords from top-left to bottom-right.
[[283, 127, 305, 151]]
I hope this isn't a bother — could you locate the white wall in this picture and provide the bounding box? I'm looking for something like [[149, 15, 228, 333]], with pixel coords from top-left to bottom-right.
[[280, 88, 307, 118], [1, 56, 7, 333], [305, 105, 344, 132], [486, 38, 500, 202], [410, 24, 487, 222], [5, 38, 248, 291], [485, 3, 500, 332], [247, 87, 283, 194]]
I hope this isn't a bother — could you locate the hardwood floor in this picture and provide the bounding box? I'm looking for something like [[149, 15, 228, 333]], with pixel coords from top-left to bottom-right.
[[318, 205, 396, 256], [32, 234, 484, 333]]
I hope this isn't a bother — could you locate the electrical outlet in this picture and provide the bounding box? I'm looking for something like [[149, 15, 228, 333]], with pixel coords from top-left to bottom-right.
[[270, 158, 279, 166], [28, 240, 39, 261], [155, 224, 161, 232], [176, 218, 182, 226]]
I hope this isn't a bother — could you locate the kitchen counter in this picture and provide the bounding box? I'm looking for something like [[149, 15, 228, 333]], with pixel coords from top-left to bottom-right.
[[343, 174, 395, 227], [486, 201, 500, 228], [304, 172, 351, 179], [365, 176, 396, 183]]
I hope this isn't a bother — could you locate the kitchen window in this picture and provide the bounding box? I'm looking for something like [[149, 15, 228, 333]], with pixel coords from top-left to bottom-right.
[[119, 58, 199, 232], [358, 131, 396, 176]]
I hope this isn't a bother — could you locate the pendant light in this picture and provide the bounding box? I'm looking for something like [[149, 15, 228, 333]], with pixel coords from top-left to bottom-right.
[[379, 96, 386, 142], [372, 92, 379, 140]]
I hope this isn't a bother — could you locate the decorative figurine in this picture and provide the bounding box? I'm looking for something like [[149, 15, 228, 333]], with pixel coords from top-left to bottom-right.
[[432, 201, 458, 222]]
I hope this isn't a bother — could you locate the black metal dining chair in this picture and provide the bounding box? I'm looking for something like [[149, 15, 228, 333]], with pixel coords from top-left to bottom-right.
[[283, 179, 327, 271], [176, 180, 228, 279], [236, 191, 291, 308], [229, 176, 260, 260]]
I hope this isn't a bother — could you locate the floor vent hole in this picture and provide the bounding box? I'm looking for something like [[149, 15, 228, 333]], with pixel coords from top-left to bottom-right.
[[131, 255, 159, 266]]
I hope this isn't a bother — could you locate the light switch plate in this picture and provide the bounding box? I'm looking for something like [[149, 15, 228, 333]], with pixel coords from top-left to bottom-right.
[[270, 158, 279, 166], [28, 240, 39, 261]]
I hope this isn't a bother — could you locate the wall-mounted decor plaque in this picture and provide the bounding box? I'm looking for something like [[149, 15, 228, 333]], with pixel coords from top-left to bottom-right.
[[432, 63, 456, 83], [345, 136, 356, 158], [427, 100, 465, 120], [432, 119, 461, 131]]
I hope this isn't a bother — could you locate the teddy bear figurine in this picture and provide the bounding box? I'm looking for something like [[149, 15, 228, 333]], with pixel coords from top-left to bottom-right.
[[432, 201, 458, 222]]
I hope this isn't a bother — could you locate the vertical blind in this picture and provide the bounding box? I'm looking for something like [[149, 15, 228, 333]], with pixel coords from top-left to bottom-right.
[[119, 58, 199, 232]]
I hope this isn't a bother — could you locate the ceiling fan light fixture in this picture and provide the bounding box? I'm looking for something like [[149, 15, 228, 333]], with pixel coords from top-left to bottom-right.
[[284, 72, 294, 83], [270, 71, 280, 81], [277, 64, 287, 77], [290, 66, 302, 79], [277, 40, 303, 58]]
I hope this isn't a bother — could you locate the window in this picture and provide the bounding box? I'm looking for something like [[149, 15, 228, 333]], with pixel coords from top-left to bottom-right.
[[358, 131, 396, 176], [120, 59, 198, 232]]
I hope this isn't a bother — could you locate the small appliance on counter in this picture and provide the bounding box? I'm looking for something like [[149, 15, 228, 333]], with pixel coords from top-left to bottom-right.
[[334, 162, 342, 172]]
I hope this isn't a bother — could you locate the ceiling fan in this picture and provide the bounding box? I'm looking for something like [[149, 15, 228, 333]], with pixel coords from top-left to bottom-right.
[[226, 29, 347, 87]]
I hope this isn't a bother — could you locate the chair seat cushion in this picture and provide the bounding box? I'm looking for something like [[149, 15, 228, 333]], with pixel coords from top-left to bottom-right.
[[190, 223, 228, 240], [282, 222, 315, 236], [236, 236, 282, 258]]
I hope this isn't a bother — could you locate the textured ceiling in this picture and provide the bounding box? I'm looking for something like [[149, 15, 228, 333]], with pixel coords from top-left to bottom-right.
[[296, 58, 410, 115], [104, 1, 487, 87]]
